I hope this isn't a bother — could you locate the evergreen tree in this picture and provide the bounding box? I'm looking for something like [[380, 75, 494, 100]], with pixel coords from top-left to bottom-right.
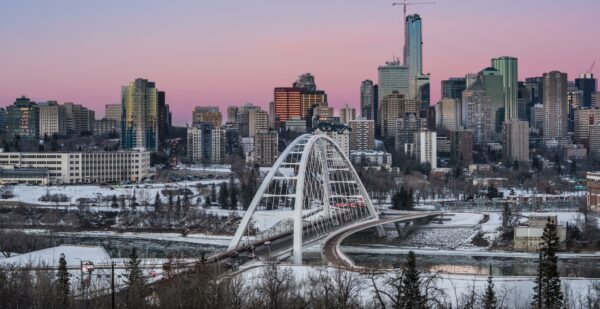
[[501, 203, 512, 228], [168, 193, 174, 206], [211, 183, 217, 202], [125, 248, 145, 306], [154, 192, 162, 213], [175, 196, 182, 218], [130, 191, 138, 210], [532, 219, 563, 309], [407, 189, 414, 210], [399, 251, 426, 308], [229, 177, 238, 210], [483, 265, 497, 309], [391, 190, 402, 210], [204, 195, 211, 208], [55, 253, 70, 307], [532, 156, 542, 173], [111, 194, 119, 208], [219, 182, 229, 209]]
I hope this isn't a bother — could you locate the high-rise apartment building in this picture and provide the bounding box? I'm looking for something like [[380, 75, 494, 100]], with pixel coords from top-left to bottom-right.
[[414, 130, 437, 169], [591, 124, 600, 158], [94, 118, 119, 136], [315, 123, 351, 156], [339, 104, 356, 124], [379, 91, 417, 138], [378, 60, 409, 105], [360, 80, 376, 120], [187, 123, 222, 164], [105, 104, 122, 122], [479, 67, 505, 132], [492, 56, 518, 121], [442, 78, 467, 100], [530, 104, 544, 132], [121, 78, 160, 150], [448, 129, 473, 165], [6, 96, 39, 139], [462, 79, 493, 144], [253, 131, 279, 166], [38, 101, 66, 138], [395, 113, 426, 153], [300, 90, 327, 119], [63, 102, 95, 134], [543, 71, 568, 142], [503, 120, 529, 162], [574, 108, 600, 143], [0, 108, 6, 132], [227, 106, 238, 124], [274, 87, 301, 126], [575, 73, 597, 107], [105, 103, 122, 133], [157, 91, 171, 149], [349, 119, 374, 151], [416, 74, 431, 111], [192, 106, 222, 128], [238, 104, 269, 138], [435, 98, 461, 131]]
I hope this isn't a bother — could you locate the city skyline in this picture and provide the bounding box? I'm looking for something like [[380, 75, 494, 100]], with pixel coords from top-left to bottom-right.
[[1, 0, 598, 125]]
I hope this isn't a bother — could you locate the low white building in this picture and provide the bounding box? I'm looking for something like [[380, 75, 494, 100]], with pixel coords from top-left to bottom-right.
[[0, 149, 150, 184], [514, 214, 566, 252], [350, 150, 392, 169]]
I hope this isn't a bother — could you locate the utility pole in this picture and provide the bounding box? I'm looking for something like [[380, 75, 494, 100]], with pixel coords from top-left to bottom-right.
[[111, 261, 115, 309]]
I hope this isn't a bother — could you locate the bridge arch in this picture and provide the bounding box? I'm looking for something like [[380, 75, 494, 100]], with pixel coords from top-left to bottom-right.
[[228, 133, 379, 264]]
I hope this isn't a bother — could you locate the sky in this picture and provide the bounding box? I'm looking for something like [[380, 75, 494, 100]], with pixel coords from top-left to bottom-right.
[[1, 0, 599, 125]]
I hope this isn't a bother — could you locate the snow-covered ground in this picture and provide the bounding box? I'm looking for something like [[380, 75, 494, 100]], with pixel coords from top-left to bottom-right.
[[173, 164, 232, 173], [22, 229, 232, 246], [240, 264, 600, 308], [3, 179, 230, 207]]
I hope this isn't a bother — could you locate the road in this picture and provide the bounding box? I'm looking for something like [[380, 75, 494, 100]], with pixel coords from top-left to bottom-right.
[[321, 212, 442, 269]]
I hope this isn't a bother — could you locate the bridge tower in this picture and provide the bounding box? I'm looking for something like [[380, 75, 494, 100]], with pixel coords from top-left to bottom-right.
[[228, 134, 380, 265]]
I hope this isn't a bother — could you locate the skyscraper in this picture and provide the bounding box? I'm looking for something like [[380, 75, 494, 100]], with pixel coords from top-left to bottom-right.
[[274, 87, 301, 126], [121, 78, 160, 150], [435, 98, 461, 131], [349, 119, 375, 151], [105, 104, 122, 123], [238, 104, 269, 138], [360, 80, 375, 120], [479, 67, 505, 133], [293, 73, 317, 91], [441, 78, 467, 100], [491, 56, 519, 121], [503, 120, 529, 162], [379, 91, 417, 138], [63, 102, 95, 134], [378, 60, 409, 105], [543, 71, 568, 142], [6, 96, 39, 139], [405, 14, 423, 100], [339, 104, 356, 124], [462, 78, 493, 144], [192, 106, 222, 127], [417, 74, 430, 111], [575, 73, 597, 107], [38, 101, 66, 138]]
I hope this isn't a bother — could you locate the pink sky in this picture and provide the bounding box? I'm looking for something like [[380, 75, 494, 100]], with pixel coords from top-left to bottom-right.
[[0, 0, 598, 125]]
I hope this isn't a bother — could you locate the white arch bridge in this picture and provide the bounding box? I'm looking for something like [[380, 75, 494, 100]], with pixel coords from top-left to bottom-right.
[[210, 134, 439, 266]]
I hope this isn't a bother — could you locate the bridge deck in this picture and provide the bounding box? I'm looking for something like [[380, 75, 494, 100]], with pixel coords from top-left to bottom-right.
[[321, 212, 442, 269]]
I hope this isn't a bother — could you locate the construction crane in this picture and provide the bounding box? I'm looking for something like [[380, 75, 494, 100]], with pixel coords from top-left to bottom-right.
[[587, 61, 596, 74], [392, 0, 436, 21]]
